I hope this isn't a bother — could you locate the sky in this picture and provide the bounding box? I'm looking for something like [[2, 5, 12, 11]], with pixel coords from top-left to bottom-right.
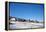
[[9, 2, 44, 22]]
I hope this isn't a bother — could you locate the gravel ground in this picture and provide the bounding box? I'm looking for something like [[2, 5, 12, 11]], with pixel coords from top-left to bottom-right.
[[9, 21, 44, 30]]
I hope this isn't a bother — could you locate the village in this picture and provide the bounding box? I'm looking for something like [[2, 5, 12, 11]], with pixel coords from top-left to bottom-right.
[[9, 16, 44, 30]]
